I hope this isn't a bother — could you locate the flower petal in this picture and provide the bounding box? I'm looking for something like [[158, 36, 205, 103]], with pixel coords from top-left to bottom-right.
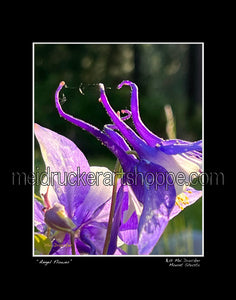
[[122, 185, 143, 224], [143, 149, 201, 195], [34, 199, 45, 232], [132, 160, 176, 255], [73, 166, 113, 227], [119, 211, 139, 245], [34, 123, 90, 218], [117, 185, 140, 245], [80, 221, 107, 255], [138, 206, 169, 255]]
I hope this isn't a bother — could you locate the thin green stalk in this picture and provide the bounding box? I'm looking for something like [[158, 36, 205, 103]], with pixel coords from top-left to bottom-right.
[[70, 232, 76, 255], [102, 160, 121, 255], [164, 104, 176, 139]]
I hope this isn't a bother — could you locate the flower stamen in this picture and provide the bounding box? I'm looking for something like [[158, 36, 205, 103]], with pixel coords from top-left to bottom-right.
[[175, 193, 189, 210]]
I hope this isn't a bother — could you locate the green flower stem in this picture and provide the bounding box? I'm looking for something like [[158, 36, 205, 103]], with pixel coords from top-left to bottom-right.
[[102, 159, 121, 255], [70, 232, 76, 255]]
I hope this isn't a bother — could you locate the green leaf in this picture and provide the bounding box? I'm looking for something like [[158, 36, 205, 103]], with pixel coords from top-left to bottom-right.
[[34, 233, 52, 255], [34, 193, 44, 204]]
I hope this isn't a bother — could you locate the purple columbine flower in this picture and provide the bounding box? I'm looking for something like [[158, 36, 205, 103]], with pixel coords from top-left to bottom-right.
[[34, 123, 126, 255], [54, 80, 202, 255]]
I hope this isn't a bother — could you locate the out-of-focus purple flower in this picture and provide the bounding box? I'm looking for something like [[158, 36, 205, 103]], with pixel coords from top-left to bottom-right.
[[34, 123, 125, 255], [54, 80, 202, 255]]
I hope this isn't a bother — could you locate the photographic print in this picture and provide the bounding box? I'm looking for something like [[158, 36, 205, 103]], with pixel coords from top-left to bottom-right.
[[32, 43, 204, 257]]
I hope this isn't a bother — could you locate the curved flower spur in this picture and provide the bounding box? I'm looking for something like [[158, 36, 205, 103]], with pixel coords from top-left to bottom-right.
[[55, 81, 202, 255]]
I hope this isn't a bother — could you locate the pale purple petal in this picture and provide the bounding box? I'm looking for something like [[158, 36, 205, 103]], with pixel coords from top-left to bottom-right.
[[118, 185, 139, 245], [141, 149, 201, 195], [34, 199, 45, 232], [119, 212, 138, 245], [91, 198, 111, 223], [34, 123, 90, 218], [73, 166, 113, 227]]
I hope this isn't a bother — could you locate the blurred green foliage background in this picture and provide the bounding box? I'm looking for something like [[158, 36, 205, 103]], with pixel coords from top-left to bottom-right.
[[34, 43, 202, 255]]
